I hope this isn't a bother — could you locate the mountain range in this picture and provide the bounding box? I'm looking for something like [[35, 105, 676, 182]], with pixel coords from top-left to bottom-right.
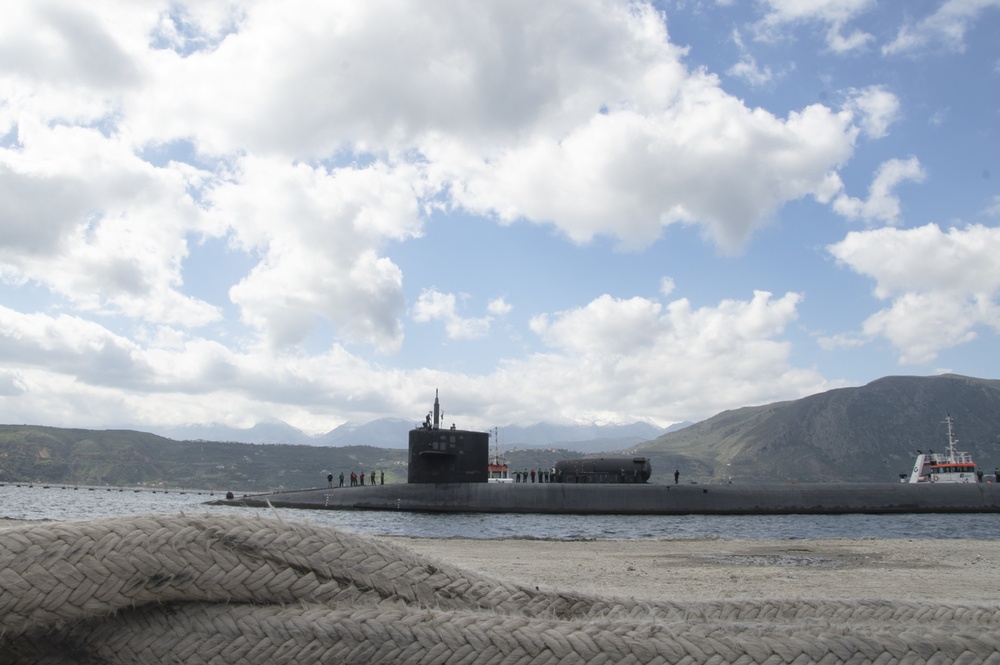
[[3, 373, 999, 489], [151, 418, 679, 453]]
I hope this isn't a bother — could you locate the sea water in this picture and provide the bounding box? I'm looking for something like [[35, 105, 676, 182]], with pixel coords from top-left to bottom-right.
[[2, 482, 999, 540]]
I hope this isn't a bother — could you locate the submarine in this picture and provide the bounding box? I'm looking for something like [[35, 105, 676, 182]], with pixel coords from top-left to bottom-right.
[[213, 394, 1000, 515]]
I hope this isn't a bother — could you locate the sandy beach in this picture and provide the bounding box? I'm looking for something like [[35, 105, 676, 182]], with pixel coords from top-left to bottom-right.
[[377, 535, 998, 603], [2, 518, 994, 603]]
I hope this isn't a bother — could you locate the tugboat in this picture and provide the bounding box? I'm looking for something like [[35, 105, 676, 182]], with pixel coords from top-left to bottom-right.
[[907, 415, 978, 483], [487, 428, 512, 483]]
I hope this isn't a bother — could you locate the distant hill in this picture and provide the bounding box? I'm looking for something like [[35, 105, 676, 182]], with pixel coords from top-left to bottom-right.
[[0, 426, 406, 492], [154, 420, 315, 445], [313, 418, 419, 448], [633, 374, 1000, 483], [495, 421, 672, 453]]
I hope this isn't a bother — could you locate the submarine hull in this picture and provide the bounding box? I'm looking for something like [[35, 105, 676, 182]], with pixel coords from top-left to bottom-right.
[[215, 481, 1000, 515]]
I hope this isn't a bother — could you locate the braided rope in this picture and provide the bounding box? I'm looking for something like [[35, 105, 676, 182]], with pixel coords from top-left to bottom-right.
[[2, 514, 999, 664]]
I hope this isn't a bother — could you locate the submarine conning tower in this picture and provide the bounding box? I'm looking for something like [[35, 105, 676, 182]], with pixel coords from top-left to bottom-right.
[[407, 390, 489, 484]]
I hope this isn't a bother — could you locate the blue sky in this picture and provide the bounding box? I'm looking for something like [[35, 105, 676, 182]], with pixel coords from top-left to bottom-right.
[[0, 0, 998, 434]]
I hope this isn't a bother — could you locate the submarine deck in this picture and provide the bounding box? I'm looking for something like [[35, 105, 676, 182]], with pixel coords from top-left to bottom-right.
[[212, 481, 1000, 515]]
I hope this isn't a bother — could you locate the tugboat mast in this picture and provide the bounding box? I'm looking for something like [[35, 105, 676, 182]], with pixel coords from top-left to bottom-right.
[[944, 414, 958, 461], [491, 426, 503, 465]]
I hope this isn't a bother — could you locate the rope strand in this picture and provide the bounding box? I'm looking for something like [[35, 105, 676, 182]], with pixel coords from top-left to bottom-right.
[[2, 514, 998, 664]]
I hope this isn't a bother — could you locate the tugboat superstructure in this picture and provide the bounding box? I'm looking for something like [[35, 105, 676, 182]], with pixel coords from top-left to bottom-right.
[[907, 415, 977, 483], [487, 427, 512, 483]]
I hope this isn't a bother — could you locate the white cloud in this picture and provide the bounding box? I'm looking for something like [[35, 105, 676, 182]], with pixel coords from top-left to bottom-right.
[[660, 277, 676, 297], [0, 2, 143, 93], [512, 290, 829, 424], [0, 306, 151, 386], [844, 86, 900, 139], [412, 289, 493, 340], [487, 298, 513, 317], [212, 157, 424, 351], [128, 0, 864, 254], [0, 302, 422, 431], [833, 157, 926, 225], [127, 1, 693, 159], [883, 0, 1000, 55], [828, 224, 1000, 363], [0, 120, 221, 327], [0, 369, 25, 397], [530, 295, 664, 355], [754, 0, 875, 53], [449, 87, 858, 253], [929, 109, 949, 127], [727, 29, 773, 85], [727, 57, 773, 86], [0, 285, 834, 431]]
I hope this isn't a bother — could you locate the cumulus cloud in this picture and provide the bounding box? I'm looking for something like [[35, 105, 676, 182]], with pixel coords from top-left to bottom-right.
[[660, 277, 676, 297], [211, 157, 423, 351], [0, 121, 220, 327], [833, 157, 926, 225], [0, 284, 833, 430], [728, 56, 774, 86], [128, 0, 865, 254], [0, 369, 26, 397], [883, 0, 1000, 55], [487, 298, 513, 317], [0, 302, 420, 431], [844, 86, 900, 139], [412, 289, 493, 340], [754, 0, 875, 53], [827, 224, 1000, 363], [129, 1, 690, 158], [449, 89, 857, 253], [512, 290, 828, 424], [727, 28, 773, 86], [0, 306, 151, 386]]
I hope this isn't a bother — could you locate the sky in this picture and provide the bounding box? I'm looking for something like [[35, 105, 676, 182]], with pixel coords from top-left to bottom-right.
[[0, 0, 998, 435]]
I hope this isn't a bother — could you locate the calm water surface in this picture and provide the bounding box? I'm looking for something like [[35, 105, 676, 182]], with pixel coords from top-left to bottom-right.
[[2, 483, 999, 540]]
